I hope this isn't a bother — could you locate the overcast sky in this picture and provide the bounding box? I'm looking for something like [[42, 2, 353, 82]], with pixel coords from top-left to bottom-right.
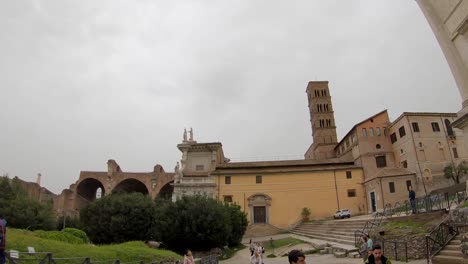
[[0, 0, 461, 194]]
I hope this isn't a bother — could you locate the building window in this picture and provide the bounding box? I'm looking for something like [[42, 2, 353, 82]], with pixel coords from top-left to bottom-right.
[[406, 180, 412, 190], [412, 122, 420, 132], [376, 144, 381, 149], [196, 165, 204, 171], [362, 128, 367, 137], [225, 176, 231, 184], [401, 160, 408, 168], [419, 142, 423, 148], [383, 127, 387, 136], [256, 175, 262, 184], [445, 119, 455, 137], [399, 126, 406, 137], [223, 195, 233, 203], [376, 127, 381, 136], [376, 155, 387, 168], [390, 133, 397, 144], [389, 182, 395, 193], [347, 189, 356, 197], [431, 122, 440, 132], [453, 148, 459, 158], [346, 171, 352, 179], [369, 128, 374, 137]]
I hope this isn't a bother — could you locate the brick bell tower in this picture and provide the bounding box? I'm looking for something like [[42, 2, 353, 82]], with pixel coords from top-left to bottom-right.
[[304, 81, 338, 160]]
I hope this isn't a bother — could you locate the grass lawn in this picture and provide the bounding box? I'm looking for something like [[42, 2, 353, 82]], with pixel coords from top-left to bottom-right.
[[382, 220, 427, 235], [6, 228, 181, 263]]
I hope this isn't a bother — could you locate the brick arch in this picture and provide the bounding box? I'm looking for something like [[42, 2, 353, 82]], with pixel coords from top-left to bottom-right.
[[55, 163, 175, 217], [76, 178, 105, 202], [113, 178, 149, 195], [156, 180, 174, 200]]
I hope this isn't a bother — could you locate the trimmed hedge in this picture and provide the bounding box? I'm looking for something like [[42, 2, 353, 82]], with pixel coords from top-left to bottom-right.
[[33, 229, 89, 244]]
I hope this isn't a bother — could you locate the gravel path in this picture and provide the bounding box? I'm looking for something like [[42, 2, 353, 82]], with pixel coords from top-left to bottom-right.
[[219, 244, 428, 264]]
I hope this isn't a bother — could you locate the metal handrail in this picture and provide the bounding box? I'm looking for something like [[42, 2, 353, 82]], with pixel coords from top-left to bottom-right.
[[354, 206, 388, 247], [425, 220, 458, 264], [373, 239, 408, 262]]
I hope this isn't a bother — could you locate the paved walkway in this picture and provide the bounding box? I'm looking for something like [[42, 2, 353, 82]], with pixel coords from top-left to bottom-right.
[[225, 233, 427, 264]]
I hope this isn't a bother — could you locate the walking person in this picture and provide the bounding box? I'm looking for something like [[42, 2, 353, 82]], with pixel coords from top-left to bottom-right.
[[250, 251, 262, 264], [183, 249, 194, 264], [359, 235, 369, 262], [288, 249, 306, 264], [249, 240, 255, 256], [365, 244, 392, 264], [0, 214, 6, 264], [408, 186, 416, 214], [366, 234, 373, 250]]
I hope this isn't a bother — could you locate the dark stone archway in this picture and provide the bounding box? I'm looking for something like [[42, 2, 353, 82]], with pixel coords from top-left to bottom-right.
[[76, 178, 105, 202], [156, 181, 174, 200], [113, 178, 149, 195]]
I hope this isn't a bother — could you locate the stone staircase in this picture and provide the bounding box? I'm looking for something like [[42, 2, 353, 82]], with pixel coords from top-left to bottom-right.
[[432, 235, 466, 264], [291, 218, 371, 246], [244, 223, 284, 238]]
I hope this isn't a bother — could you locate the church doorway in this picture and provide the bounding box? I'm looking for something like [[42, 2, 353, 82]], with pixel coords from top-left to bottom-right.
[[370, 192, 376, 212], [253, 206, 266, 223], [247, 193, 271, 224]]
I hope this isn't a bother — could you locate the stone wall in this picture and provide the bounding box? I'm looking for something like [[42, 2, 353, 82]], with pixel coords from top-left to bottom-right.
[[374, 236, 426, 260]]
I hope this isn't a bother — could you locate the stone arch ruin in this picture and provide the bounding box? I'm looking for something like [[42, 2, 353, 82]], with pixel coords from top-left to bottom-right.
[[54, 160, 175, 216]]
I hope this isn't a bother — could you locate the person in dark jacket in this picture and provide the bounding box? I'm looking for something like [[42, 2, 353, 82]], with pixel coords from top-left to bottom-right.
[[409, 186, 416, 214], [0, 213, 7, 264], [365, 244, 392, 264], [288, 249, 306, 264]]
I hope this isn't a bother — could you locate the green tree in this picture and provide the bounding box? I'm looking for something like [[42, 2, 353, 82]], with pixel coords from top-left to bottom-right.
[[80, 192, 155, 244], [151, 195, 247, 252], [0, 176, 56, 230], [0, 176, 14, 203], [443, 161, 468, 184], [224, 202, 248, 246]]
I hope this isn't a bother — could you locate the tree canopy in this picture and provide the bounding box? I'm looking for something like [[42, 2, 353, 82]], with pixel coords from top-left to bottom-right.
[[80, 192, 156, 244], [0, 176, 55, 230], [443, 161, 468, 184], [151, 195, 247, 252]]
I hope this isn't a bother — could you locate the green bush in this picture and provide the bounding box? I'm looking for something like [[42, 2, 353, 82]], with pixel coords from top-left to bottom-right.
[[33, 230, 86, 244], [224, 203, 248, 246], [151, 195, 247, 252], [80, 192, 156, 244], [62, 228, 89, 244]]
